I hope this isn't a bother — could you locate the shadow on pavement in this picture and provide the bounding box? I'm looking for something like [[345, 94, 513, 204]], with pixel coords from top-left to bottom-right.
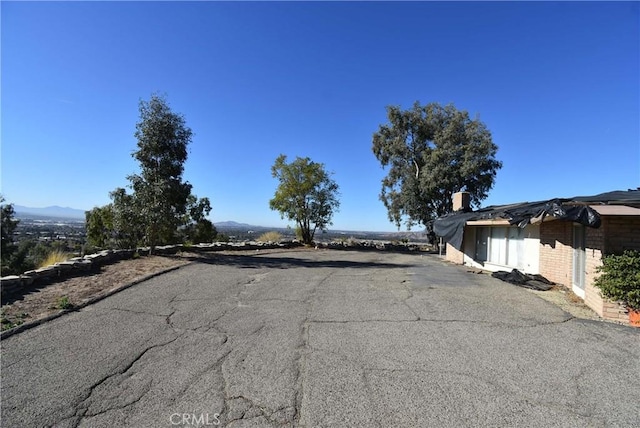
[[186, 252, 417, 270]]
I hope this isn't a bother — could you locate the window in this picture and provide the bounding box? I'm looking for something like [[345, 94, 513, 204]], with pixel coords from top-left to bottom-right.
[[475, 227, 490, 262], [475, 226, 526, 269]]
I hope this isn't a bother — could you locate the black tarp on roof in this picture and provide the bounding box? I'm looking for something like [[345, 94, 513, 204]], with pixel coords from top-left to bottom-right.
[[571, 189, 640, 204], [433, 196, 608, 251]]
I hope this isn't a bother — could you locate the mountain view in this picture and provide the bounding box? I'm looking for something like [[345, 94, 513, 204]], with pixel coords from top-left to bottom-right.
[[13, 205, 86, 220]]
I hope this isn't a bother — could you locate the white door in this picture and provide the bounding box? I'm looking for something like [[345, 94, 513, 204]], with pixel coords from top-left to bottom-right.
[[572, 224, 586, 299]]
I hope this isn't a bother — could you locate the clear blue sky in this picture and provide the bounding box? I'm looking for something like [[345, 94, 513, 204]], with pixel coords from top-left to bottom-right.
[[2, 1, 638, 231]]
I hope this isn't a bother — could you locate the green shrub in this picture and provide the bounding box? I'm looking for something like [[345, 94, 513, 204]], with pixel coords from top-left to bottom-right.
[[257, 231, 283, 243], [55, 296, 73, 310], [594, 250, 640, 311], [1, 317, 21, 331], [215, 233, 230, 243]]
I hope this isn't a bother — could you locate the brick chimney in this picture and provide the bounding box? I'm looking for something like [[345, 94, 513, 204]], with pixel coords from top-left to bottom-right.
[[453, 192, 470, 212]]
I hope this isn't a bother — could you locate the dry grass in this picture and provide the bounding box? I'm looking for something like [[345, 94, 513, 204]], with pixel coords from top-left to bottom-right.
[[256, 231, 283, 243], [2, 254, 193, 332], [548, 285, 586, 304], [566, 289, 586, 304], [38, 250, 72, 269]]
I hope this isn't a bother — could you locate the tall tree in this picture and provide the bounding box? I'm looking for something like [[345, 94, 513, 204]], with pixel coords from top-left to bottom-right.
[[85, 204, 114, 249], [84, 94, 215, 251], [128, 94, 194, 252], [181, 195, 218, 244], [1, 196, 19, 275], [372, 102, 502, 230], [269, 155, 340, 245]]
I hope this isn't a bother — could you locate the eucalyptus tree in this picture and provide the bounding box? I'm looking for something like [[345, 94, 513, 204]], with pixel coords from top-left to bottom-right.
[[127, 94, 194, 252], [269, 155, 340, 245], [181, 195, 217, 244], [372, 101, 502, 231], [85, 204, 114, 249], [85, 94, 213, 251], [1, 195, 19, 275]]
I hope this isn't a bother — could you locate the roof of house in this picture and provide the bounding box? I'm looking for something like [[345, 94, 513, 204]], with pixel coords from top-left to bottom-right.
[[590, 205, 640, 216], [571, 189, 640, 204], [433, 189, 640, 250]]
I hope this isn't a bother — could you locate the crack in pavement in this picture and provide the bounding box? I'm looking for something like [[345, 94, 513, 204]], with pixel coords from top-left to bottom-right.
[[567, 365, 593, 419], [224, 395, 295, 426], [292, 269, 334, 427], [307, 316, 577, 329], [165, 309, 177, 328], [60, 334, 182, 428], [218, 268, 335, 427], [166, 346, 233, 409], [77, 379, 154, 423], [249, 297, 308, 303], [1, 347, 56, 370], [106, 307, 171, 319], [528, 397, 607, 425], [399, 277, 421, 321]]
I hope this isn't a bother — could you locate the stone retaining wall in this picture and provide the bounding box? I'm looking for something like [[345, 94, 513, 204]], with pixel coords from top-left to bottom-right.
[[0, 240, 433, 297], [0, 241, 302, 297], [316, 241, 432, 252]]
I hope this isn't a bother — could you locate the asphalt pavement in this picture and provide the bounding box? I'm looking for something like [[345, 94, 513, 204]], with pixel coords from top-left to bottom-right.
[[2, 249, 639, 427]]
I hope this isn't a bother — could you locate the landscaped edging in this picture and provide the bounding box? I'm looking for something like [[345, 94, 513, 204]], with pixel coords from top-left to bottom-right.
[[0, 264, 188, 339], [0, 241, 303, 297]]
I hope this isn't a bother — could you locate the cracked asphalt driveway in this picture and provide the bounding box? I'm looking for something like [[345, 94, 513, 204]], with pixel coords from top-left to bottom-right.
[[2, 249, 639, 427]]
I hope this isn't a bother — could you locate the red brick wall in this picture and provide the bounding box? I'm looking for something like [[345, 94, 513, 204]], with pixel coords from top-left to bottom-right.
[[450, 215, 638, 324], [539, 221, 573, 285], [540, 216, 639, 323], [445, 243, 464, 264], [591, 216, 640, 322], [602, 216, 640, 253], [585, 225, 607, 317]]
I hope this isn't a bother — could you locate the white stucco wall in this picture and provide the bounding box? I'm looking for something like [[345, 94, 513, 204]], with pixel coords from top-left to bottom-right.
[[460, 224, 540, 274]]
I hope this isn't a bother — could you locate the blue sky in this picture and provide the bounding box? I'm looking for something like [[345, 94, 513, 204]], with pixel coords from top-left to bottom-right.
[[2, 1, 638, 232]]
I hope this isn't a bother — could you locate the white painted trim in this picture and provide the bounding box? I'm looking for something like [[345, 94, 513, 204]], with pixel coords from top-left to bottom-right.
[[572, 284, 586, 299], [466, 219, 511, 226]]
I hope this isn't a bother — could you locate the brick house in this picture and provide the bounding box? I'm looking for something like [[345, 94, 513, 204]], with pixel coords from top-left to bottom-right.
[[434, 190, 640, 324]]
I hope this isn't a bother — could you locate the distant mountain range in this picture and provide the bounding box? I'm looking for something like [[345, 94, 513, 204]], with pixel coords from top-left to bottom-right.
[[10, 207, 276, 229], [13, 205, 86, 220], [212, 221, 419, 238], [214, 221, 275, 230], [9, 208, 411, 236], [11, 208, 279, 229]]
